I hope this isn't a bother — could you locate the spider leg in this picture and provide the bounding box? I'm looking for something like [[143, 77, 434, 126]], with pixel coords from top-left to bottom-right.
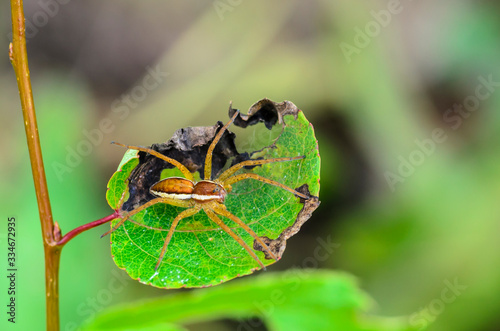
[[204, 207, 266, 269], [223, 173, 309, 199], [211, 203, 278, 261], [155, 206, 201, 271], [204, 109, 240, 180], [112, 142, 193, 181], [101, 197, 194, 237], [218, 156, 305, 183]]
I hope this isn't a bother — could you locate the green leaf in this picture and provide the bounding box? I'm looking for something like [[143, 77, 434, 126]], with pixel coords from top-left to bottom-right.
[[106, 150, 140, 210], [80, 270, 420, 331], [105, 102, 321, 288]]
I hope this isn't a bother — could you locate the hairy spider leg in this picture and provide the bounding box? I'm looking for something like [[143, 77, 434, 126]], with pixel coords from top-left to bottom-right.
[[218, 156, 306, 183], [211, 203, 278, 261], [223, 173, 309, 199], [204, 109, 241, 180], [101, 196, 193, 237], [112, 142, 194, 181], [204, 208, 266, 269], [154, 206, 201, 271]]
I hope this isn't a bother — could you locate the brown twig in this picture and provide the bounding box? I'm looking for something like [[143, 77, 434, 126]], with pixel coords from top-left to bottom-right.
[[9, 0, 61, 330]]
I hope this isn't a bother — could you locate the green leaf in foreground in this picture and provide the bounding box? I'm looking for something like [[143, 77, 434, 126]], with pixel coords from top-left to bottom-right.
[[80, 270, 422, 331], [105, 100, 321, 288]]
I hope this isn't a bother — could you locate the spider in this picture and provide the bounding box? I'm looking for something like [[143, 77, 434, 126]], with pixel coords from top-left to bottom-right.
[[104, 110, 309, 271]]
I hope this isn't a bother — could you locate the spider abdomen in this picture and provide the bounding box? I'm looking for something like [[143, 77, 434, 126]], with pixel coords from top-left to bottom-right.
[[149, 177, 226, 203], [150, 177, 195, 200]]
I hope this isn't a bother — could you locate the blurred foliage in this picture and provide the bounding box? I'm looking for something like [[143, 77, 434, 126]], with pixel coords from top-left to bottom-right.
[[1, 0, 500, 330], [80, 270, 419, 331]]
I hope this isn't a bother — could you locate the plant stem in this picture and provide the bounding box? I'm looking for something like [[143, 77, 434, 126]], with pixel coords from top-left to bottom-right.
[[9, 7, 53, 229], [9, 0, 61, 330]]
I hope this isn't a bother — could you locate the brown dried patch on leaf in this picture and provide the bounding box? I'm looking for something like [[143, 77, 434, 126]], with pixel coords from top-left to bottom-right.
[[253, 184, 320, 259], [230, 99, 319, 258], [229, 98, 301, 130]]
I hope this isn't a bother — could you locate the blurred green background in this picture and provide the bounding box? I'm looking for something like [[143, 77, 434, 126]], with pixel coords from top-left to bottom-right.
[[1, 0, 500, 330]]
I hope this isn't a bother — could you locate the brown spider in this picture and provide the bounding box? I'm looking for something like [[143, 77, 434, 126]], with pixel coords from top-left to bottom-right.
[[104, 110, 309, 271]]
